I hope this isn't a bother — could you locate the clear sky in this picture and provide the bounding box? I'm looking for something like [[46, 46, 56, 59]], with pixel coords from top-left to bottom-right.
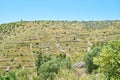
[[0, 0, 120, 24]]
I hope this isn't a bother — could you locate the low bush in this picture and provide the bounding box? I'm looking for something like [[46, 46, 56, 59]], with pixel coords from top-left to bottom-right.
[[83, 47, 102, 73], [0, 69, 30, 80], [38, 53, 71, 80], [34, 50, 52, 75]]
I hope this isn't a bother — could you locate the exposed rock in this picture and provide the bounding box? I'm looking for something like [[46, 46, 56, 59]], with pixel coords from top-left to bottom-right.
[[72, 61, 85, 68], [5, 66, 10, 72]]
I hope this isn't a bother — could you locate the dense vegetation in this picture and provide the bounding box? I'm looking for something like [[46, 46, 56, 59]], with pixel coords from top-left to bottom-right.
[[38, 53, 71, 80], [94, 39, 120, 80], [0, 20, 120, 80]]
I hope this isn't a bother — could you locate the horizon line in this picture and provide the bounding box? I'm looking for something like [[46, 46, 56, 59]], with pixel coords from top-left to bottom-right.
[[0, 19, 120, 24]]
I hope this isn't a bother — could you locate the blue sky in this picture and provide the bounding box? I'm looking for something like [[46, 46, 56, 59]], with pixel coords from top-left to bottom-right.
[[0, 0, 120, 24]]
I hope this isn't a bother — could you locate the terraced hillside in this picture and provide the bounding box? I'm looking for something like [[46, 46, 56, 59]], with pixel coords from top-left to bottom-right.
[[0, 20, 120, 72]]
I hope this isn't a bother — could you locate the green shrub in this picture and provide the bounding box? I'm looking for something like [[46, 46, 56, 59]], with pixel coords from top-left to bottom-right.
[[0, 69, 30, 80], [0, 75, 8, 80], [94, 39, 120, 80], [83, 47, 102, 73], [16, 69, 29, 80], [38, 53, 71, 80], [0, 70, 17, 80], [35, 50, 51, 75]]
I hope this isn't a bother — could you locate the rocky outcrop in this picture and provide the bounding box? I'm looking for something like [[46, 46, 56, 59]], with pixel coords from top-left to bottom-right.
[[72, 61, 85, 68]]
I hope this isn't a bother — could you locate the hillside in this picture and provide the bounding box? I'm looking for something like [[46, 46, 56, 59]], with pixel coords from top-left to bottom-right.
[[0, 20, 120, 73]]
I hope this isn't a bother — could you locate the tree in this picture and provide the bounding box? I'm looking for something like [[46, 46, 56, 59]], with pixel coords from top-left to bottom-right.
[[94, 39, 120, 79]]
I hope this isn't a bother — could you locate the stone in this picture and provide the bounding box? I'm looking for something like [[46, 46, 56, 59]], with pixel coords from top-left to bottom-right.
[[72, 61, 85, 68]]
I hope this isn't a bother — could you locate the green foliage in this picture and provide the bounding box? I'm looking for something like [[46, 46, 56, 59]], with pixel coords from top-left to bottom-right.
[[8, 70, 17, 80], [35, 50, 52, 75], [0, 71, 17, 80], [0, 69, 30, 80], [16, 70, 29, 80], [32, 76, 39, 80], [0, 75, 8, 80], [83, 47, 102, 73], [38, 53, 71, 80], [0, 70, 17, 80], [94, 39, 120, 80]]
